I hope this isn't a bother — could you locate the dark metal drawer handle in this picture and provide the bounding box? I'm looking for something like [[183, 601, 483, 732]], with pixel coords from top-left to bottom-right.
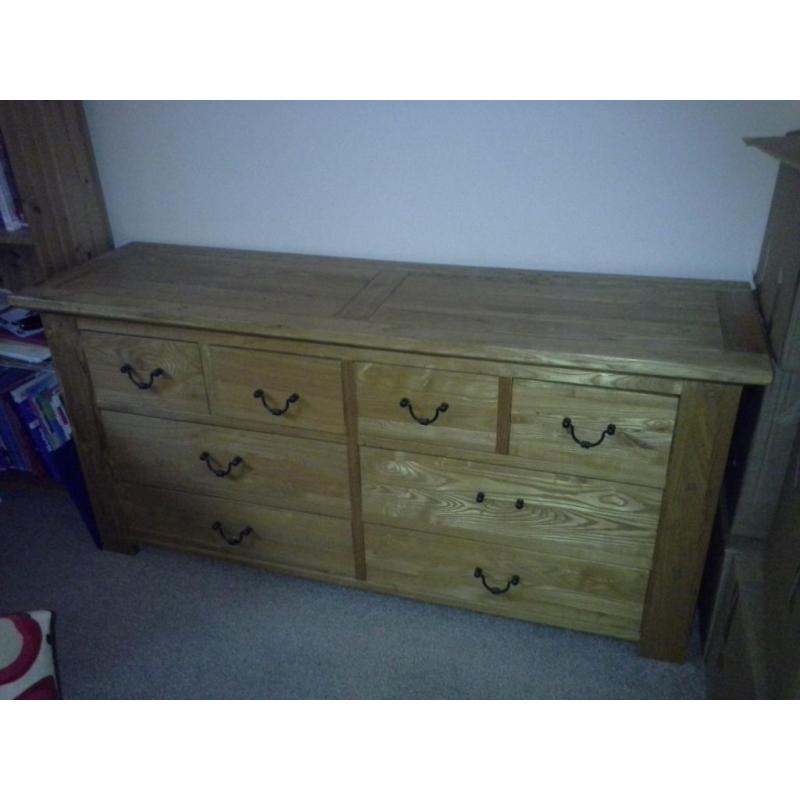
[[399, 397, 449, 425], [200, 451, 243, 477], [562, 417, 616, 449], [253, 389, 300, 416], [476, 493, 524, 509], [212, 521, 253, 546], [120, 363, 165, 390], [473, 567, 520, 595]]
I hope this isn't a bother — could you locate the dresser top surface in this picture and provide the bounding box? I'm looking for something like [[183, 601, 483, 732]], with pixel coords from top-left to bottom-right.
[[12, 242, 772, 385]]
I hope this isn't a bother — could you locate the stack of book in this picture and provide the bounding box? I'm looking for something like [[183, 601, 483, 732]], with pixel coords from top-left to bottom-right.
[[0, 366, 71, 480], [0, 291, 65, 478], [0, 289, 100, 546], [0, 131, 27, 233], [0, 297, 51, 367]]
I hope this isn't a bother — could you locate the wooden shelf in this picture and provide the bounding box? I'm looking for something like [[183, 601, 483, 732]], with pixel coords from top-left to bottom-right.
[[0, 228, 33, 247], [0, 354, 51, 371]]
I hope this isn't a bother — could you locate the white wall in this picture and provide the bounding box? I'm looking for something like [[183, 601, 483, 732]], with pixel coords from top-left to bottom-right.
[[84, 101, 800, 281]]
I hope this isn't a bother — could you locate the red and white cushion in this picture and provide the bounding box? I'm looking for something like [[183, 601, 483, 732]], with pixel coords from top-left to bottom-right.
[[0, 610, 60, 700]]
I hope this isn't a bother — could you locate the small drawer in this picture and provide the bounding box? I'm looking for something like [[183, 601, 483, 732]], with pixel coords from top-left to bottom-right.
[[82, 330, 208, 415], [355, 362, 499, 452], [102, 410, 351, 519], [510, 379, 678, 487], [207, 346, 345, 434], [365, 524, 648, 641], [361, 447, 661, 569], [120, 484, 355, 577]]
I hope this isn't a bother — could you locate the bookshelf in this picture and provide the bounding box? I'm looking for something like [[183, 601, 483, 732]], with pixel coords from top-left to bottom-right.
[[0, 229, 34, 247], [0, 102, 109, 545], [0, 101, 113, 291]]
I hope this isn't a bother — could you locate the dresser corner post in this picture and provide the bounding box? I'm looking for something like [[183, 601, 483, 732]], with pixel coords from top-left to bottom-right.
[[639, 381, 742, 663], [41, 312, 134, 554], [341, 360, 366, 580]]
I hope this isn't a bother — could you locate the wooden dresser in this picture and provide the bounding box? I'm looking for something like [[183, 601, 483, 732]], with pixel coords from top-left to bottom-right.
[[12, 243, 772, 663]]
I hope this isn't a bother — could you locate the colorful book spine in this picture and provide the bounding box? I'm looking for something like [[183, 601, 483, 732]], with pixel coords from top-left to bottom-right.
[[12, 396, 62, 481]]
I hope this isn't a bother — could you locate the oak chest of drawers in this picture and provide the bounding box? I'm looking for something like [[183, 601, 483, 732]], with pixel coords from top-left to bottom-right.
[[12, 243, 772, 662]]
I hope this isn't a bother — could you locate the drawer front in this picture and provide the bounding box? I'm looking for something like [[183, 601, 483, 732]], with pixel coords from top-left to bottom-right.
[[207, 346, 345, 434], [355, 362, 499, 452], [120, 484, 355, 576], [82, 330, 208, 415], [365, 524, 648, 641], [103, 410, 351, 519], [361, 448, 661, 569], [510, 379, 678, 487]]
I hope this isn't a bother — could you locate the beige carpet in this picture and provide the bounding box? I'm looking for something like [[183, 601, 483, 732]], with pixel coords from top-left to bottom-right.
[[0, 474, 706, 699]]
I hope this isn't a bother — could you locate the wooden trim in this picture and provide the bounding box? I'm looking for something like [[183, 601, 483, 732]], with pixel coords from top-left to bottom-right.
[[639, 381, 741, 662], [342, 361, 366, 579], [495, 376, 512, 455], [41, 313, 133, 552], [74, 316, 686, 396]]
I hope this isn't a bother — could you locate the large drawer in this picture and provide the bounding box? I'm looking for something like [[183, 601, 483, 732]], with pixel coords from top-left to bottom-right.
[[206, 345, 345, 434], [102, 410, 351, 519], [120, 484, 355, 577], [355, 362, 499, 451], [365, 524, 648, 641], [361, 447, 661, 569], [510, 379, 678, 487], [82, 330, 209, 416]]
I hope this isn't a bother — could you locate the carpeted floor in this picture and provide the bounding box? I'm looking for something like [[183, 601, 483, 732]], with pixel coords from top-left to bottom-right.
[[0, 474, 706, 699]]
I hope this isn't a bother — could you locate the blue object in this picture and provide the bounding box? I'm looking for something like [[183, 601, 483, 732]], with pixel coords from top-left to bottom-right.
[[52, 440, 102, 549]]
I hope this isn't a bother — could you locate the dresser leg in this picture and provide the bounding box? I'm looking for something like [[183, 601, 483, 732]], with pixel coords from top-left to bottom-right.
[[42, 314, 133, 552], [639, 382, 741, 663]]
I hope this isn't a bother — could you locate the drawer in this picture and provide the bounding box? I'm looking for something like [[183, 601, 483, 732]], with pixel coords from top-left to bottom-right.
[[82, 330, 209, 415], [207, 346, 345, 434], [120, 484, 355, 577], [365, 524, 648, 641], [102, 410, 351, 519], [510, 379, 678, 487], [355, 362, 499, 451], [361, 447, 661, 569]]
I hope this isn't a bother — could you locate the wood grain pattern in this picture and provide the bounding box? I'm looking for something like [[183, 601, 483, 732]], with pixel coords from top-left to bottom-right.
[[207, 345, 345, 434], [355, 362, 499, 452], [41, 314, 132, 552], [0, 101, 112, 290], [120, 484, 355, 577], [365, 524, 649, 640], [11, 241, 772, 384], [510, 379, 678, 488], [73, 317, 685, 395], [102, 410, 351, 520], [361, 447, 661, 569], [335, 268, 409, 320], [639, 381, 741, 662], [752, 160, 800, 370], [765, 429, 800, 698], [81, 330, 209, 416]]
